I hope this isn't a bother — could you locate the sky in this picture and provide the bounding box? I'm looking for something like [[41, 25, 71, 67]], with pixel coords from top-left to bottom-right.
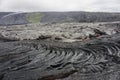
[[0, 0, 120, 12]]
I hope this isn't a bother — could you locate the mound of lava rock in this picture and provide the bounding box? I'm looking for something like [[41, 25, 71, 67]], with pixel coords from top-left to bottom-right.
[[0, 32, 120, 80], [0, 22, 120, 42]]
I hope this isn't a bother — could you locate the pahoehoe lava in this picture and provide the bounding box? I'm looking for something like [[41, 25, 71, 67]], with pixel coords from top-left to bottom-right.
[[0, 33, 120, 80]]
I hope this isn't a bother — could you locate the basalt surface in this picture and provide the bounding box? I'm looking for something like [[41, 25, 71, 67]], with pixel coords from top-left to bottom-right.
[[0, 33, 120, 80], [0, 22, 120, 42]]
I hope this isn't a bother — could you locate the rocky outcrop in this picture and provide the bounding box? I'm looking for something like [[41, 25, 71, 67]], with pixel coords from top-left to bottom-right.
[[0, 22, 119, 42], [0, 33, 120, 80]]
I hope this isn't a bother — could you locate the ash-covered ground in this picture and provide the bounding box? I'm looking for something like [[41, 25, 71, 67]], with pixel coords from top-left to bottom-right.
[[0, 22, 120, 80]]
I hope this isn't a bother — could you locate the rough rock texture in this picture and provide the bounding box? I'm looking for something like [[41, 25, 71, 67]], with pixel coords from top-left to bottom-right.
[[0, 33, 120, 80], [0, 21, 120, 80], [0, 22, 120, 42]]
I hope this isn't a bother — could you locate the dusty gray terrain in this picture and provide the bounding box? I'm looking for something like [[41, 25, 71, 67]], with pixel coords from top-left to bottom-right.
[[0, 21, 120, 42], [0, 22, 120, 80]]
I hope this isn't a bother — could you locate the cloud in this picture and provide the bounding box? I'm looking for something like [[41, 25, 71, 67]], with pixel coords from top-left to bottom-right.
[[0, 0, 120, 12]]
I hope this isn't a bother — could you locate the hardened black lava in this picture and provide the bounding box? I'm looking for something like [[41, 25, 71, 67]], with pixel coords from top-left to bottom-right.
[[0, 33, 120, 80]]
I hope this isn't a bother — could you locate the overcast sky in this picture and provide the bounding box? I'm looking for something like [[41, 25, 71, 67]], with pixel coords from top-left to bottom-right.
[[0, 0, 120, 12]]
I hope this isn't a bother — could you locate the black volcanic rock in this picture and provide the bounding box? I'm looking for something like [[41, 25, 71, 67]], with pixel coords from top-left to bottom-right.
[[0, 33, 120, 80]]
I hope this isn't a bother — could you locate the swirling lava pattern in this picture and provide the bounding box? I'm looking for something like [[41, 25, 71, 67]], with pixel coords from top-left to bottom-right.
[[0, 34, 120, 80]]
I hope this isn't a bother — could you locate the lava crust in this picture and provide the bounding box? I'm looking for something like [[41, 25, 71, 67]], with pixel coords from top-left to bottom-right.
[[0, 33, 120, 80]]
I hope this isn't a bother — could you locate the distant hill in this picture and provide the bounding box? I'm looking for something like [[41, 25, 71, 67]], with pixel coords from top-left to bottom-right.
[[0, 12, 120, 25]]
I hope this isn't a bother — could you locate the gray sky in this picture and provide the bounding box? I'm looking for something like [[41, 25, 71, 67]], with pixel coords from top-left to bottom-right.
[[0, 0, 120, 12]]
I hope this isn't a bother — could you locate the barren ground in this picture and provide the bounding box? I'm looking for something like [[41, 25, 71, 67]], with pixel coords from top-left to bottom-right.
[[0, 21, 120, 42], [0, 22, 120, 80]]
